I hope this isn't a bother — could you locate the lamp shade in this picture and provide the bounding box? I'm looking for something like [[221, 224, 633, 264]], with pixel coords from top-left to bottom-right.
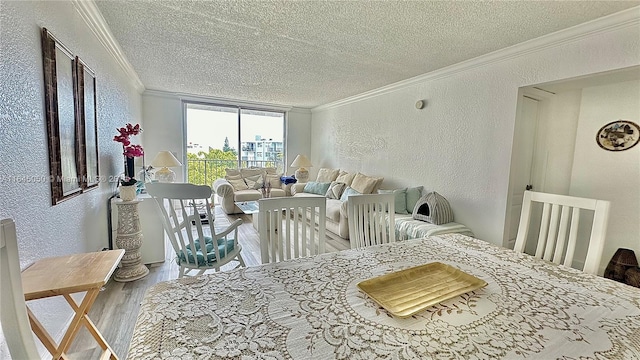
[[151, 151, 182, 183], [290, 154, 312, 183], [290, 154, 312, 168], [151, 151, 182, 168]]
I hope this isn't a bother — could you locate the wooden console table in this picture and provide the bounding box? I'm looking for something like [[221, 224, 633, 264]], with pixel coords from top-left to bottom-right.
[[21, 250, 124, 360]]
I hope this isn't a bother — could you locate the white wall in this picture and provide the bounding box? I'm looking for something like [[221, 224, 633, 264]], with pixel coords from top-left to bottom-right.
[[0, 1, 142, 357], [141, 93, 185, 182], [141, 92, 312, 178], [533, 90, 583, 195], [570, 80, 640, 264], [285, 108, 312, 175], [310, 15, 640, 246]]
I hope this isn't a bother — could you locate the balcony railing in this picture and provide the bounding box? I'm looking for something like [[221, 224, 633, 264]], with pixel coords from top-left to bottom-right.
[[187, 159, 285, 186]]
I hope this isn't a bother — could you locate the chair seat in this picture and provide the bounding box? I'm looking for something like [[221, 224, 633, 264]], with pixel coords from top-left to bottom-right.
[[177, 237, 236, 267]]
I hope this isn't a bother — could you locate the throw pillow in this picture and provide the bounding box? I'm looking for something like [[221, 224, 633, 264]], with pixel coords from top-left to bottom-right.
[[225, 174, 243, 181], [351, 173, 380, 194], [326, 181, 347, 200], [228, 178, 249, 191], [406, 186, 424, 214], [316, 168, 340, 182], [340, 186, 361, 202], [265, 174, 282, 188], [303, 181, 331, 196], [225, 168, 241, 177], [378, 188, 408, 214], [244, 174, 263, 190], [240, 168, 264, 179], [412, 191, 454, 225], [263, 167, 278, 175], [335, 171, 356, 186]]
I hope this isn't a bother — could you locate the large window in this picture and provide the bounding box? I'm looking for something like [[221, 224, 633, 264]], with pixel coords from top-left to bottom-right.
[[185, 103, 285, 185]]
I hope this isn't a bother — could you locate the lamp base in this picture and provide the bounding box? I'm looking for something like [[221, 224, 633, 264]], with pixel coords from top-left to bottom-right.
[[295, 168, 309, 183], [155, 167, 176, 183]]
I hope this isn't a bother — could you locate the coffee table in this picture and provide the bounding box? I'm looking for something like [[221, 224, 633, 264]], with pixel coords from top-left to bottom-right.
[[235, 200, 277, 232]]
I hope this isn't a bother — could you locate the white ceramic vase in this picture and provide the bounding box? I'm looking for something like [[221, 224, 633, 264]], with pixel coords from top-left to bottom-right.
[[120, 185, 137, 201]]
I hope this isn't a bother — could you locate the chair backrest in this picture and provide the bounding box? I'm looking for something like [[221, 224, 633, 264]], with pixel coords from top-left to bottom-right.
[[146, 183, 239, 269], [347, 193, 396, 249], [514, 190, 610, 275], [258, 196, 326, 264], [0, 219, 40, 359]]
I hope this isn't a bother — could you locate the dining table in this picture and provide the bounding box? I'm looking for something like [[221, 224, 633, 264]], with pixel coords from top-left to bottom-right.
[[128, 233, 640, 359]]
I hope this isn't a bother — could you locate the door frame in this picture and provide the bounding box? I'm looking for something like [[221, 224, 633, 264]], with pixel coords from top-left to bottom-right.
[[502, 87, 555, 248]]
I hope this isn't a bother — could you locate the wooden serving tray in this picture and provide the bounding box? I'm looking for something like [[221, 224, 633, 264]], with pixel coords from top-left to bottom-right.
[[357, 262, 487, 318]]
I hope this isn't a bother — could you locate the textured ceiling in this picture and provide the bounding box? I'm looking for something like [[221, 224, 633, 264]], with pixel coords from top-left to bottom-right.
[[94, 0, 639, 108]]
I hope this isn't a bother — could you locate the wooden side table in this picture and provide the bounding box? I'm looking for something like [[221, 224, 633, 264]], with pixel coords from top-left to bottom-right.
[[114, 200, 149, 282], [21, 250, 124, 360]]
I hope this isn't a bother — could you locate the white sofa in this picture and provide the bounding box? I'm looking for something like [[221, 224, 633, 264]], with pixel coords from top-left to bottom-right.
[[291, 186, 350, 239], [215, 166, 474, 241], [290, 168, 474, 241], [213, 167, 289, 214]]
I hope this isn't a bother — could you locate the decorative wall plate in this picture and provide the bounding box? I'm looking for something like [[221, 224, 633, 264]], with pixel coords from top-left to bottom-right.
[[596, 120, 640, 151]]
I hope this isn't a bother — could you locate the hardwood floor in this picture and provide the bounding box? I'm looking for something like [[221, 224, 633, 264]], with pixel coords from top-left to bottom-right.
[[67, 206, 349, 359]]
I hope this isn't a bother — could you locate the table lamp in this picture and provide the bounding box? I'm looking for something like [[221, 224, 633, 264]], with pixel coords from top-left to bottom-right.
[[151, 151, 182, 183], [290, 154, 313, 183]]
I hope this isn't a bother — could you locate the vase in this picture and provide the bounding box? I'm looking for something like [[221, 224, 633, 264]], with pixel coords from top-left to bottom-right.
[[604, 248, 638, 283], [125, 157, 136, 179], [120, 185, 137, 201]]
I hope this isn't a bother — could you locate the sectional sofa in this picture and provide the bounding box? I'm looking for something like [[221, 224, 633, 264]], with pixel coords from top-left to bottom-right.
[[213, 167, 474, 241], [288, 168, 473, 241]]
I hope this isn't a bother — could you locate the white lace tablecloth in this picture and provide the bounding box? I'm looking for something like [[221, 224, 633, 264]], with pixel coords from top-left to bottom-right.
[[128, 234, 640, 359]]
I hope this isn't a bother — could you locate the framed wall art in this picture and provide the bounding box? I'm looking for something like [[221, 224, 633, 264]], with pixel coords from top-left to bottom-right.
[[76, 57, 100, 189], [596, 120, 640, 152], [42, 27, 82, 204]]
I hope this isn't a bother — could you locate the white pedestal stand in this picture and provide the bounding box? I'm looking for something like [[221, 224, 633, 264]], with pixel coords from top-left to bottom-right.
[[114, 200, 149, 282]]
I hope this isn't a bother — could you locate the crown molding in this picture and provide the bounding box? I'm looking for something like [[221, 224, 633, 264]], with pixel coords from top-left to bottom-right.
[[312, 6, 640, 112], [143, 89, 293, 112], [289, 107, 311, 115], [72, 0, 145, 92], [288, 107, 312, 115]]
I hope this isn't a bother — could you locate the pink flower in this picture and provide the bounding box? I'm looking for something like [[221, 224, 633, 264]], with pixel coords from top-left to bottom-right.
[[126, 123, 142, 135], [123, 144, 144, 158], [113, 135, 131, 146], [114, 123, 144, 157]]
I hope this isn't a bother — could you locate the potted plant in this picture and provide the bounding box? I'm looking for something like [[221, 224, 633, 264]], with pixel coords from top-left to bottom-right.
[[114, 123, 143, 201]]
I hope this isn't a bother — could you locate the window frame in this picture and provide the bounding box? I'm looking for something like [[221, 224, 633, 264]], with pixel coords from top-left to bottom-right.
[[182, 101, 287, 183]]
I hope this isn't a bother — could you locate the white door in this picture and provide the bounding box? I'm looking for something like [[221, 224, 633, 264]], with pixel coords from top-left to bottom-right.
[[507, 96, 540, 248]]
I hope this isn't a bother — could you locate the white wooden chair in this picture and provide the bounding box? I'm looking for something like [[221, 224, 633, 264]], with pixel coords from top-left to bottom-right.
[[1, 219, 40, 359], [258, 196, 326, 264], [146, 183, 245, 277], [347, 193, 396, 249], [514, 190, 610, 275]]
